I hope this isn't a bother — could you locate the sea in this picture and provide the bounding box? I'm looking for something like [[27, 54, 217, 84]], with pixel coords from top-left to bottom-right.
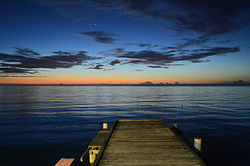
[[0, 85, 250, 166]]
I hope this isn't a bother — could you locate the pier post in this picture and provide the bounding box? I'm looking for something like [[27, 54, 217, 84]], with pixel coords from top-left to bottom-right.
[[173, 122, 178, 128], [89, 147, 100, 164], [194, 137, 202, 152], [103, 122, 108, 129]]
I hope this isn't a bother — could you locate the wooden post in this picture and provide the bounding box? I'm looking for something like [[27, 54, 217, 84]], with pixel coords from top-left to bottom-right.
[[173, 122, 178, 128], [103, 122, 108, 129], [89, 147, 100, 164], [194, 137, 202, 152]]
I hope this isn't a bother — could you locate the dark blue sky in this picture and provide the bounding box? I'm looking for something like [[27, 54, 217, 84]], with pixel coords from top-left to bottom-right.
[[1, 0, 250, 84]]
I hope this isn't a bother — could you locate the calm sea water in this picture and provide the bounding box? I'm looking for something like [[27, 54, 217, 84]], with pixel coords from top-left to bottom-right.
[[0, 85, 250, 166]]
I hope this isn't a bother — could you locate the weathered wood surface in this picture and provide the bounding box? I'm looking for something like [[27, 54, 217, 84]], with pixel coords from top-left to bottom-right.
[[55, 158, 74, 166], [89, 129, 111, 147], [97, 120, 205, 166]]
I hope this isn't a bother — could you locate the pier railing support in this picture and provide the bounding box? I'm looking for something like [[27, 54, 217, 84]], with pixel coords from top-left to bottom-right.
[[89, 147, 100, 164], [173, 122, 178, 129], [80, 147, 91, 162], [80, 122, 111, 164], [194, 137, 202, 152], [103, 123, 108, 129]]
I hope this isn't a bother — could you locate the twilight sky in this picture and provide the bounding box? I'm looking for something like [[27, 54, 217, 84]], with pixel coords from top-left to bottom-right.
[[1, 0, 250, 84]]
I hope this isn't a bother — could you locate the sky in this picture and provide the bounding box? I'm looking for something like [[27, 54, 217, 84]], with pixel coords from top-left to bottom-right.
[[1, 0, 250, 84]]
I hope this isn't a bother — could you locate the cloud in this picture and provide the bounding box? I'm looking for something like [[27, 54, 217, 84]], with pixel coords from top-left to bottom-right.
[[109, 60, 120, 66], [32, 1, 250, 36], [88, 64, 104, 69], [1, 51, 92, 69], [216, 40, 233, 44], [98, 48, 127, 57], [148, 65, 167, 69], [117, 50, 176, 65], [141, 0, 250, 35], [161, 35, 210, 50], [0, 45, 240, 75], [0, 48, 97, 75], [177, 36, 210, 48], [177, 47, 240, 62], [0, 67, 36, 74], [14, 47, 40, 57], [109, 46, 240, 67], [0, 75, 46, 77], [77, 31, 118, 44], [163, 46, 178, 50], [125, 43, 159, 48]]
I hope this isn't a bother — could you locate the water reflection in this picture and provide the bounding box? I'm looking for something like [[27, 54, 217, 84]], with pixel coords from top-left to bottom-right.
[[0, 85, 250, 165]]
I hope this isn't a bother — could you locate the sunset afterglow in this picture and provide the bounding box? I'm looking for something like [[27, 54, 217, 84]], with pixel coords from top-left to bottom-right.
[[1, 0, 250, 84]]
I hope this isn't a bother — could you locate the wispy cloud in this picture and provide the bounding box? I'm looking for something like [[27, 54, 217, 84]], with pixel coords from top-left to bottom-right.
[[77, 31, 118, 44], [148, 65, 167, 69], [14, 47, 40, 57], [0, 67, 37, 75], [125, 43, 159, 49], [161, 35, 210, 51], [107, 46, 240, 68], [0, 45, 239, 75], [177, 47, 239, 64], [0, 48, 97, 75], [109, 60, 120, 66], [0, 75, 46, 77], [33, 0, 250, 36], [88, 64, 104, 70], [177, 36, 210, 49], [216, 40, 233, 44], [119, 0, 250, 35]]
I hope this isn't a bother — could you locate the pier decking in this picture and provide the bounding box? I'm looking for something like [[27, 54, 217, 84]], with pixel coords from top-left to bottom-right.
[[94, 120, 206, 166], [56, 119, 206, 166]]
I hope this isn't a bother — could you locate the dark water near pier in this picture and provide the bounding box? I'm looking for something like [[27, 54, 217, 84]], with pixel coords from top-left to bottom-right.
[[0, 85, 250, 166]]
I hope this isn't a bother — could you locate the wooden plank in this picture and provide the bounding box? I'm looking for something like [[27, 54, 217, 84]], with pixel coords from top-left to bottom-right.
[[96, 120, 206, 166], [55, 158, 74, 166], [89, 129, 111, 147]]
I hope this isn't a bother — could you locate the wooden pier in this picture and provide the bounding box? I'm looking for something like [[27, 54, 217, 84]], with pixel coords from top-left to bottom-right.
[[56, 119, 206, 166]]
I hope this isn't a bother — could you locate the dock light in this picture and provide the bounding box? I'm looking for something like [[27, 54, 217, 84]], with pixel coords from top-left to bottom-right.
[[103, 122, 108, 129]]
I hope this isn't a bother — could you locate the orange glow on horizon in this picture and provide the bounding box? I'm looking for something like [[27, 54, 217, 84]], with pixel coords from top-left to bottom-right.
[[0, 75, 233, 85]]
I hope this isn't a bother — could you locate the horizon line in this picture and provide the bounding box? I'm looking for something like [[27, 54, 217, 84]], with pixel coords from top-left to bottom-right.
[[0, 83, 249, 86]]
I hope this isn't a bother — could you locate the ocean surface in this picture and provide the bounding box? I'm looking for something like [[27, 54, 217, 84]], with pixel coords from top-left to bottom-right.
[[0, 85, 250, 166]]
